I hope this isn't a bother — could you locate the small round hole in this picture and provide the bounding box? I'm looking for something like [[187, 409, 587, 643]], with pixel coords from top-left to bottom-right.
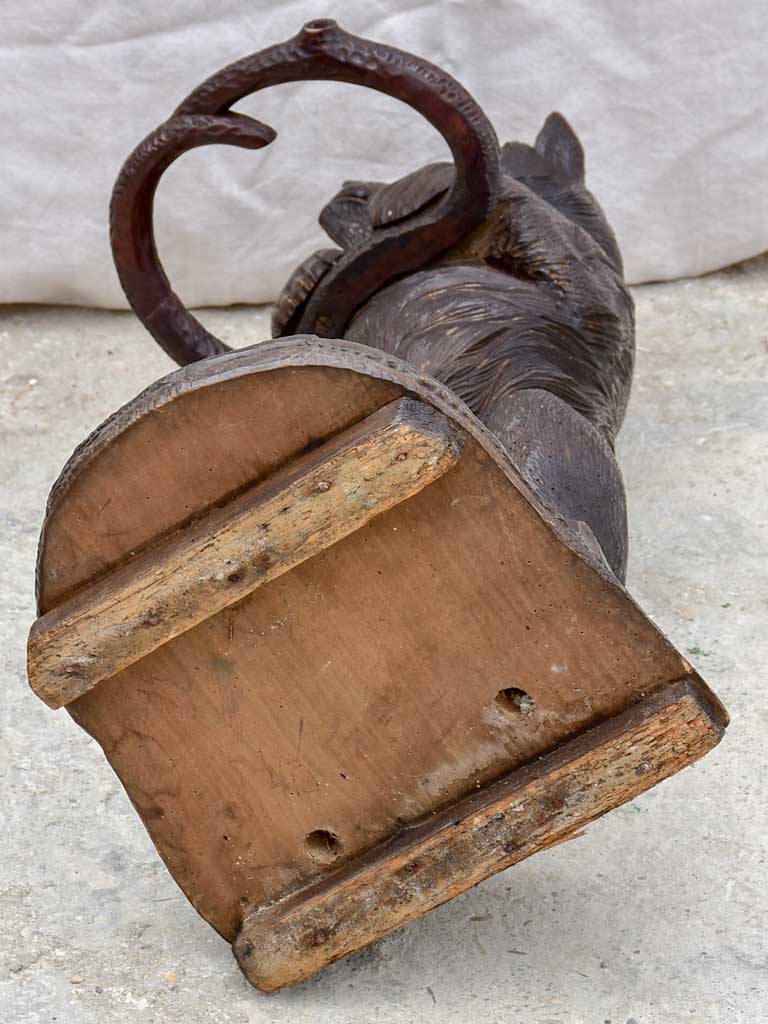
[[304, 829, 342, 864], [304, 18, 336, 32], [496, 687, 536, 717]]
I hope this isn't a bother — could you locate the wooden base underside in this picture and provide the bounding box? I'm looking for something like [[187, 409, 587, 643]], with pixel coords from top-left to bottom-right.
[[235, 677, 726, 991], [28, 339, 728, 992]]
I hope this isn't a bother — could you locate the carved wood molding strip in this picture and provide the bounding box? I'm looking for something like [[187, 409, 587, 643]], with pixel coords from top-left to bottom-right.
[[28, 397, 463, 709]]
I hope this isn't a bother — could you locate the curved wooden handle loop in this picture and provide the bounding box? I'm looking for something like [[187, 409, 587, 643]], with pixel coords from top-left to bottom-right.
[[110, 19, 501, 366]]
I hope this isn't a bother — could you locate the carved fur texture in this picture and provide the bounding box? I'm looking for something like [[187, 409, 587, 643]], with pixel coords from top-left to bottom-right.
[[274, 113, 635, 579], [109, 22, 634, 580]]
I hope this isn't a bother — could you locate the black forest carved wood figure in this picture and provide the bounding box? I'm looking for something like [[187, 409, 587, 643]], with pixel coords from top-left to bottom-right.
[[27, 19, 727, 993]]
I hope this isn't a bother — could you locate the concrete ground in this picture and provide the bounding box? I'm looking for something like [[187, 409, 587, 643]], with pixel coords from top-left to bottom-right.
[[1, 256, 766, 1023]]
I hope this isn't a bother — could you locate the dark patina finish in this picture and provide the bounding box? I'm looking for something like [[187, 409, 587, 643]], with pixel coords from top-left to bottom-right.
[[111, 18, 634, 580]]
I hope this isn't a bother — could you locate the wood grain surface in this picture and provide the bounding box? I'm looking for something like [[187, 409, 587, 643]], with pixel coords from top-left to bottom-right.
[[32, 339, 719, 944], [234, 677, 727, 991], [28, 398, 463, 708]]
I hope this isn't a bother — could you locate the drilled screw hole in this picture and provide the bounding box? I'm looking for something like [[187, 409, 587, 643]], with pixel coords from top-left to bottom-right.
[[304, 829, 342, 864], [496, 687, 536, 717]]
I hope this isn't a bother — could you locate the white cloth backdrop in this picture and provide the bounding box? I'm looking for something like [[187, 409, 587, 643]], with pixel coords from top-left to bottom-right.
[[2, 1, 766, 309]]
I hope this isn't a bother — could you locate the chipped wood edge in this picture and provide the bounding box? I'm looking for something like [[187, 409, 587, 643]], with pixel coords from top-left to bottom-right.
[[28, 398, 463, 709], [233, 676, 727, 992]]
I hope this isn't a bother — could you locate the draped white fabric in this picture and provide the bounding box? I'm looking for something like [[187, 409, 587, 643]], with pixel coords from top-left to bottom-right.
[[2, 1, 766, 308]]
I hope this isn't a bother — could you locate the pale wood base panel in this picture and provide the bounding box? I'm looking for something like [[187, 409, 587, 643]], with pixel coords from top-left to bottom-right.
[[32, 341, 725, 946], [28, 398, 462, 708], [234, 678, 727, 992]]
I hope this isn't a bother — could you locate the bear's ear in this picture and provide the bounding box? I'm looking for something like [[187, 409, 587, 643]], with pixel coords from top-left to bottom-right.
[[535, 112, 585, 183]]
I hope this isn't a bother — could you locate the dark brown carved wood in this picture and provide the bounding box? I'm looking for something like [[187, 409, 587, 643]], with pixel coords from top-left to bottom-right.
[[110, 18, 500, 364], [25, 17, 729, 994], [110, 18, 633, 581]]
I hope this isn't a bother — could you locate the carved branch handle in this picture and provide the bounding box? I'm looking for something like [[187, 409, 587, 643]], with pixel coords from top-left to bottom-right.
[[110, 114, 274, 365], [110, 18, 501, 366]]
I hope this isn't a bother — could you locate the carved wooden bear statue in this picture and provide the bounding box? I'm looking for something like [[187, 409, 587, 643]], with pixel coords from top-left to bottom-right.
[[274, 112, 634, 580], [27, 18, 727, 994], [110, 18, 633, 582]]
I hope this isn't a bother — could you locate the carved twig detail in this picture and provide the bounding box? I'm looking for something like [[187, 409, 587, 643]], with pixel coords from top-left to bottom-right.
[[110, 19, 500, 365]]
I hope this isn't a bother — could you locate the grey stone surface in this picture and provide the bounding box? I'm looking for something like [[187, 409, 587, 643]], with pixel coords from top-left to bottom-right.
[[1, 257, 766, 1023]]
